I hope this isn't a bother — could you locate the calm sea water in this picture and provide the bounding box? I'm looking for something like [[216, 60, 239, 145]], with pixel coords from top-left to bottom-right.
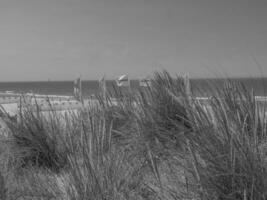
[[0, 78, 266, 97]]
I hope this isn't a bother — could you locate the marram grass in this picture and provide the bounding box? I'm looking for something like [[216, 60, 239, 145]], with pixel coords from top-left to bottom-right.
[[0, 71, 266, 200]]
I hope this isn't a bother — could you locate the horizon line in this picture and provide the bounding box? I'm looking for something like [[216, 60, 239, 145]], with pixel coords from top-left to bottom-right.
[[0, 76, 267, 83]]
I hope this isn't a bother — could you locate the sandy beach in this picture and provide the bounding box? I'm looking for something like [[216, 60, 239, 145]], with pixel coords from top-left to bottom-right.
[[1, 93, 266, 117]]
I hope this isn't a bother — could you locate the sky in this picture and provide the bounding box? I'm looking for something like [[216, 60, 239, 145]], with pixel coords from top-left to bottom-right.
[[0, 0, 267, 81]]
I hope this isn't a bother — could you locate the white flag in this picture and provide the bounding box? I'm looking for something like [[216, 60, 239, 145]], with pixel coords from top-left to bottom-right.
[[116, 74, 130, 87]]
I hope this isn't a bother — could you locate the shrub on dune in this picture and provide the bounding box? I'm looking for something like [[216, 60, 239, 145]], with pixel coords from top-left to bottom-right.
[[62, 107, 152, 200], [2, 104, 69, 172]]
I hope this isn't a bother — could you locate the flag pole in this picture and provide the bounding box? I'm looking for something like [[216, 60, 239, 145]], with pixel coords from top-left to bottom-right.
[[100, 75, 107, 106], [183, 73, 192, 104], [79, 75, 83, 105]]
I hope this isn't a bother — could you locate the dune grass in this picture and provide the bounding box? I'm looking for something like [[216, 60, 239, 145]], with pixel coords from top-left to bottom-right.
[[181, 81, 267, 200], [0, 71, 266, 199]]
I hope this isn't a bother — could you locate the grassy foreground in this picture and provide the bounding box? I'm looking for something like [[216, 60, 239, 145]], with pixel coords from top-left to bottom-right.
[[0, 71, 267, 200]]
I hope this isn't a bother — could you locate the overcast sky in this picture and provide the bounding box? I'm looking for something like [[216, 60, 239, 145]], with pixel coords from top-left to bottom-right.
[[0, 0, 267, 81]]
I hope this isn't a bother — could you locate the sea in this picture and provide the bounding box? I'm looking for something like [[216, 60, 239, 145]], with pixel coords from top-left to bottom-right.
[[0, 78, 266, 97]]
